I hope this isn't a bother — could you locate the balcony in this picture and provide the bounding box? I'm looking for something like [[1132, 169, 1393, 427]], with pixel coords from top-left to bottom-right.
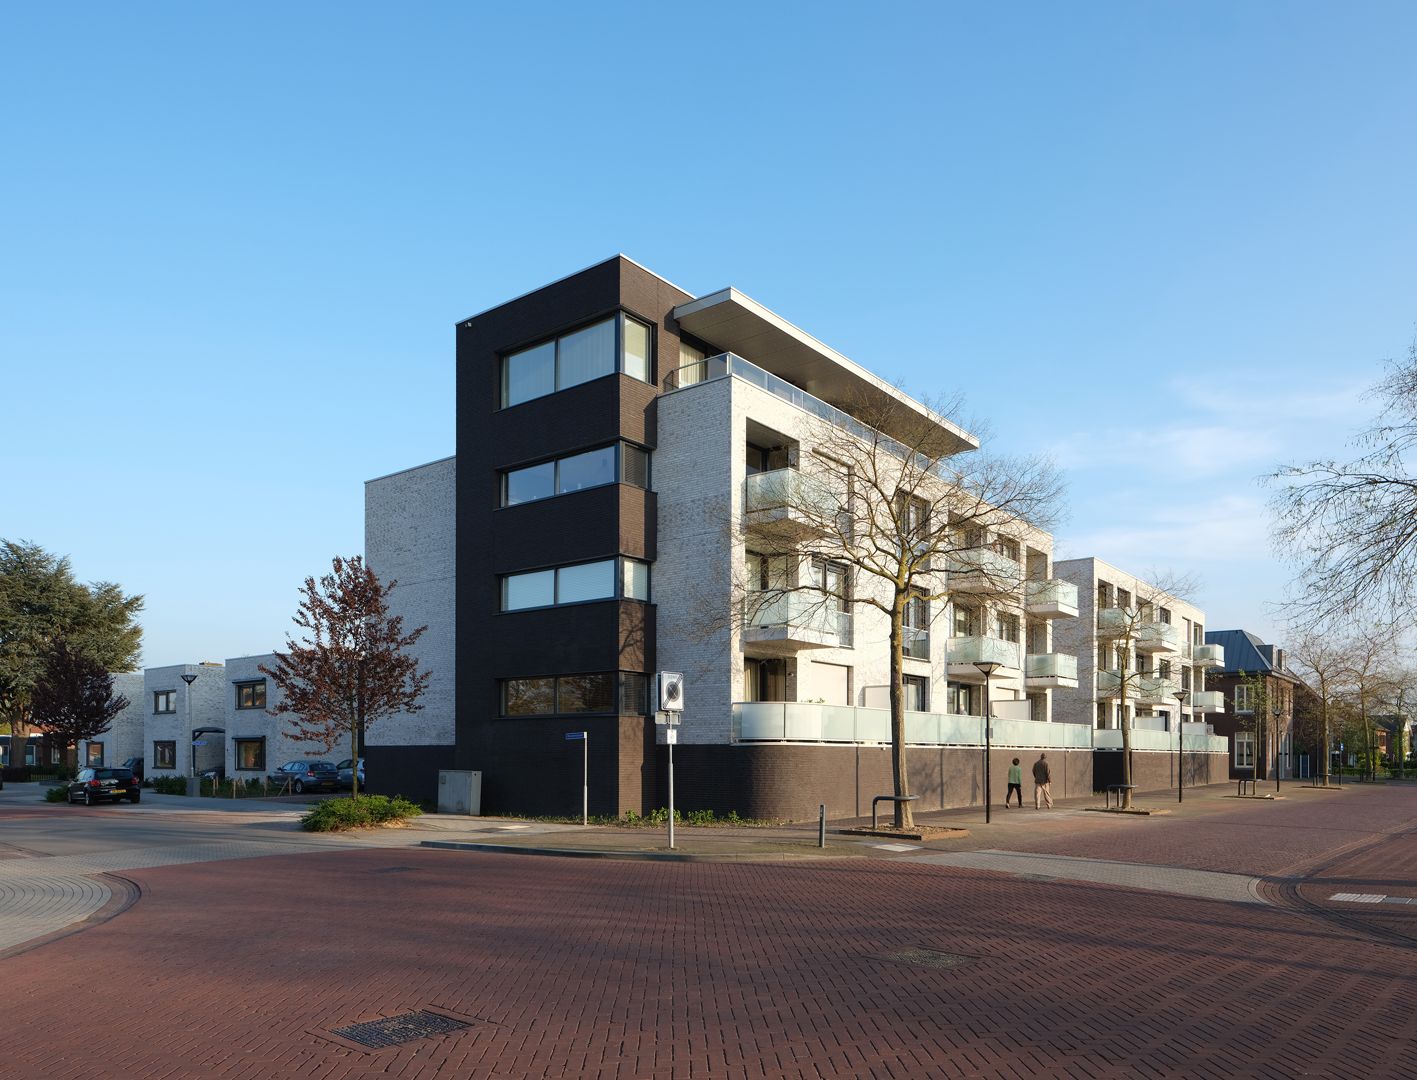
[[1135, 675, 1181, 704], [947, 636, 1022, 680], [742, 591, 852, 655], [1094, 727, 1229, 754], [1025, 653, 1079, 690], [1192, 643, 1225, 668], [732, 701, 1092, 748], [945, 548, 1023, 594], [743, 469, 837, 538], [1135, 622, 1185, 654], [1190, 690, 1225, 713], [1096, 606, 1137, 637], [1025, 578, 1079, 618]]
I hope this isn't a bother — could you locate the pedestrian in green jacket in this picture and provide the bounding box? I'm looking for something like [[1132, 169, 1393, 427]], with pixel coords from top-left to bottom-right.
[[1005, 758, 1024, 808]]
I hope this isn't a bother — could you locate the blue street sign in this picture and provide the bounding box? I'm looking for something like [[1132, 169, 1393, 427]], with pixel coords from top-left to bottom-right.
[[192, 740, 207, 746], [564, 732, 586, 741]]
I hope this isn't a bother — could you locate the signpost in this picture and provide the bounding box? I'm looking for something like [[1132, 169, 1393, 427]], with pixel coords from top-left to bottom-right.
[[565, 731, 588, 825], [657, 672, 684, 850]]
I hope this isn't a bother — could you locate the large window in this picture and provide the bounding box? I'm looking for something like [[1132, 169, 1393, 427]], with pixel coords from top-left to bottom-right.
[[235, 680, 266, 710], [86, 742, 104, 766], [500, 673, 643, 717], [153, 690, 176, 714], [501, 313, 654, 408], [235, 738, 266, 771], [1234, 684, 1253, 712], [1235, 731, 1255, 769], [903, 674, 929, 712], [501, 442, 650, 507], [501, 557, 650, 611], [153, 741, 177, 769]]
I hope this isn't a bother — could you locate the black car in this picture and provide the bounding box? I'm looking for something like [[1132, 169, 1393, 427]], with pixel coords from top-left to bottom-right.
[[269, 760, 339, 794], [121, 756, 144, 782], [68, 767, 141, 805]]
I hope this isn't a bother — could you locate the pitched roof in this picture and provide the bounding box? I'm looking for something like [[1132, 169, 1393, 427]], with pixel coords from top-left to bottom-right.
[[1204, 629, 1285, 676]]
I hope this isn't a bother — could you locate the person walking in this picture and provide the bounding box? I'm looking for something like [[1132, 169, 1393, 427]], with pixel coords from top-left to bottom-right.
[[1033, 753, 1053, 809], [1005, 758, 1024, 808]]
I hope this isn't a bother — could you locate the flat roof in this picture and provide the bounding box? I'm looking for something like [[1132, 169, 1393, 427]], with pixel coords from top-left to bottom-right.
[[673, 287, 978, 455]]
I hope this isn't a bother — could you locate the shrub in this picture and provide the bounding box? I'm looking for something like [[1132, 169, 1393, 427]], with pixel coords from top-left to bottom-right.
[[44, 785, 69, 803], [150, 776, 189, 795], [301, 794, 423, 832]]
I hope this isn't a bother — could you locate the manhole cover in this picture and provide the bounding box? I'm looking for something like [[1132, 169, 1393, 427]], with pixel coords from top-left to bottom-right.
[[872, 946, 974, 970], [332, 1010, 469, 1049]]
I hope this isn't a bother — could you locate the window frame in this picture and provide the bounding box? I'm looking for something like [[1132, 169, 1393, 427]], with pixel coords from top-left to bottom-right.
[[234, 680, 267, 711], [499, 672, 649, 718], [153, 690, 176, 714], [234, 737, 267, 772], [500, 442, 651, 508], [500, 557, 652, 612], [86, 742, 104, 766], [499, 311, 655, 409], [1235, 731, 1255, 769], [153, 740, 177, 770]]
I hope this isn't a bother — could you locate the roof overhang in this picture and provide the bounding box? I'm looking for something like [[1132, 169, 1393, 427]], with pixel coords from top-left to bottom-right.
[[672, 288, 979, 455]]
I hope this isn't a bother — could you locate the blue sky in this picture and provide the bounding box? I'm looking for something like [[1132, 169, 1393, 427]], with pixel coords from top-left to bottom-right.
[[3, 2, 1414, 666]]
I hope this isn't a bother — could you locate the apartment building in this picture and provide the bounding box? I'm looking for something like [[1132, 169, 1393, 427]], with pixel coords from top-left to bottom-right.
[[452, 256, 1102, 820], [1052, 558, 1229, 788], [1199, 630, 1301, 780]]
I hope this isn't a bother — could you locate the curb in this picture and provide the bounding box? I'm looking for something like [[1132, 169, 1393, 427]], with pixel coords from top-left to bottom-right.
[[418, 839, 839, 863]]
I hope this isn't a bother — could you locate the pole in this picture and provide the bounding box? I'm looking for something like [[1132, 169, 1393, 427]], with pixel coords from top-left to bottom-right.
[[667, 733, 675, 850], [818, 803, 826, 848], [1273, 709, 1282, 794], [983, 669, 992, 825], [582, 732, 589, 826]]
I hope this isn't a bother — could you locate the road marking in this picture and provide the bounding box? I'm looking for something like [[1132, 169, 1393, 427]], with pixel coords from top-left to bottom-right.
[[1330, 893, 1385, 903]]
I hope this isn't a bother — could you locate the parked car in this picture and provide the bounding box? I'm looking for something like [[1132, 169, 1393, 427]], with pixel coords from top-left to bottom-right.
[[121, 756, 144, 782], [336, 758, 365, 790], [68, 767, 141, 806], [198, 765, 226, 781], [269, 760, 339, 794]]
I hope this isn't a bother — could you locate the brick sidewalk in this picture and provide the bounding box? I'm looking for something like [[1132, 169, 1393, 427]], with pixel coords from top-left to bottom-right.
[[4, 832, 1416, 1077]]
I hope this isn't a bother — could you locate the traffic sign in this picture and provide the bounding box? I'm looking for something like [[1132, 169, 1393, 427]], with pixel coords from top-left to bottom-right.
[[564, 732, 586, 741], [192, 740, 207, 746]]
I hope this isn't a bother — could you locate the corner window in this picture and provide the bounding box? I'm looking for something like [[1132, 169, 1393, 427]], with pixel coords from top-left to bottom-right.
[[500, 313, 653, 408], [501, 443, 651, 507], [501, 558, 651, 611], [153, 741, 177, 769], [235, 680, 266, 710], [235, 738, 266, 771], [86, 742, 104, 766], [153, 690, 176, 714], [500, 672, 649, 717]]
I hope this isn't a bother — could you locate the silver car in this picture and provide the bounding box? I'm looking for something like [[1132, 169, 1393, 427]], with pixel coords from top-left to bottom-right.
[[336, 757, 365, 790]]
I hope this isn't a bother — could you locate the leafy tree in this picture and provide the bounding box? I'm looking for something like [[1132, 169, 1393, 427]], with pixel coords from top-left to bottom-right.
[[30, 641, 131, 762], [1269, 338, 1417, 626], [261, 555, 430, 796], [0, 540, 143, 762], [723, 389, 1062, 828]]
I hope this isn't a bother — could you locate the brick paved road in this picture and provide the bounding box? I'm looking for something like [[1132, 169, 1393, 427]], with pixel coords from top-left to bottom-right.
[[4, 800, 1417, 1079]]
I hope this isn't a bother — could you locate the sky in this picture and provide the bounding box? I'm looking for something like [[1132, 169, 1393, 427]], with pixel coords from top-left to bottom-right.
[[2, 2, 1414, 667]]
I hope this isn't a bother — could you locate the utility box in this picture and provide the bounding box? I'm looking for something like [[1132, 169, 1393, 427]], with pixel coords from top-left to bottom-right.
[[437, 770, 482, 815]]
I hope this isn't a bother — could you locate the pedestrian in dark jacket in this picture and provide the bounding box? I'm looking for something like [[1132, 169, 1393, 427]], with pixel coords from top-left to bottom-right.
[[1033, 753, 1053, 809]]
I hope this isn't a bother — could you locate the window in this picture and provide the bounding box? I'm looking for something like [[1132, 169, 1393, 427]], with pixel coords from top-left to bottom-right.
[[25, 743, 37, 766], [946, 681, 973, 715], [1117, 588, 1132, 609], [500, 313, 653, 408], [1097, 582, 1113, 609], [993, 536, 1021, 562], [677, 341, 707, 384], [501, 558, 651, 611], [1159, 606, 1172, 624], [905, 593, 930, 659], [235, 738, 266, 771], [1029, 694, 1046, 724], [153, 741, 177, 769], [903, 674, 928, 712], [235, 680, 266, 710], [502, 443, 651, 507], [1235, 731, 1255, 769], [996, 612, 1020, 643], [1180, 666, 1192, 691], [951, 603, 977, 638], [51, 745, 62, 764], [499, 673, 644, 717], [1096, 701, 1109, 728], [1097, 644, 1109, 672], [1158, 660, 1171, 680], [744, 658, 788, 702], [153, 690, 176, 714], [1235, 684, 1253, 712], [86, 742, 104, 766]]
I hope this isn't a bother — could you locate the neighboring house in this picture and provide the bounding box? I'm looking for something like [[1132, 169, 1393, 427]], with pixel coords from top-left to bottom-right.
[[77, 671, 145, 768], [142, 662, 226, 778], [363, 456, 456, 804], [221, 654, 324, 783], [1050, 558, 1228, 791], [1197, 630, 1302, 780], [444, 255, 1194, 820]]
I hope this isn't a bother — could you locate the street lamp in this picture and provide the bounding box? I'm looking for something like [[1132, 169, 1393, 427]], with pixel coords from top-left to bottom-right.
[[1173, 689, 1189, 804], [181, 671, 198, 777], [974, 660, 1002, 823], [1272, 705, 1283, 793]]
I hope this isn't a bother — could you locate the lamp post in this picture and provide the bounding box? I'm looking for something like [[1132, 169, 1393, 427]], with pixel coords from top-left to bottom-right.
[[181, 671, 198, 777], [974, 661, 1002, 823], [1272, 705, 1283, 793], [1173, 689, 1189, 804]]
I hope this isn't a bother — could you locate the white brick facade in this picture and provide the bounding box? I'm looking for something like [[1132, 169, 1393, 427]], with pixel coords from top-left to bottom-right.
[[141, 662, 227, 777]]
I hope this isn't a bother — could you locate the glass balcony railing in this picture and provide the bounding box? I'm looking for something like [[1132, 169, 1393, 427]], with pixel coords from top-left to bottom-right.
[[732, 702, 1093, 748], [1136, 622, 1185, 652], [1190, 690, 1225, 712], [903, 626, 930, 660], [944, 547, 1023, 589], [947, 636, 1021, 669], [744, 469, 838, 518], [1025, 578, 1079, 616], [743, 591, 851, 646], [1192, 643, 1225, 667], [1025, 653, 1079, 680]]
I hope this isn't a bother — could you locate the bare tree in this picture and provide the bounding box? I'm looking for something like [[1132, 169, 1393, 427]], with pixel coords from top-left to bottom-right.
[[1269, 339, 1417, 627], [1287, 627, 1357, 786], [261, 556, 430, 797], [1093, 574, 1197, 809], [725, 389, 1063, 828], [1337, 629, 1392, 783]]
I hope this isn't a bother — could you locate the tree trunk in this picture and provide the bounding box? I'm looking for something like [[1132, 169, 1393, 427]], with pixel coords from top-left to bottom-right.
[[888, 597, 912, 829], [1319, 686, 1330, 785], [1119, 666, 1133, 810]]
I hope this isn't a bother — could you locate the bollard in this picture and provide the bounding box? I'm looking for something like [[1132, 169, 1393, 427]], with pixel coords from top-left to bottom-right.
[[818, 803, 826, 848]]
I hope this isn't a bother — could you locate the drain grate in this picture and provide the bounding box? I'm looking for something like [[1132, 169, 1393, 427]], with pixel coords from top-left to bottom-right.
[[332, 1010, 469, 1049], [872, 946, 974, 970]]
